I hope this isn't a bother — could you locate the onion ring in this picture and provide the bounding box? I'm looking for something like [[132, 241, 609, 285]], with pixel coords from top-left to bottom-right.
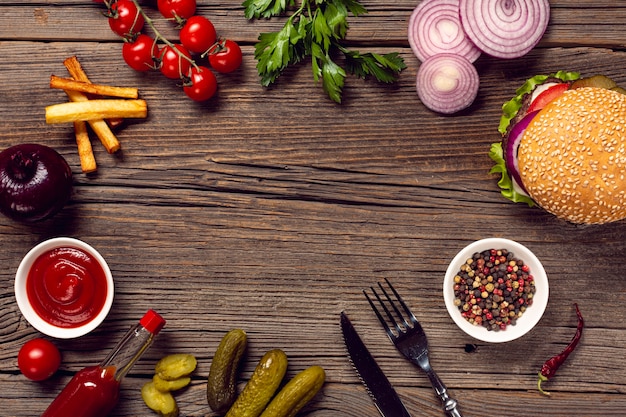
[[459, 0, 550, 59], [504, 110, 539, 196], [408, 0, 481, 63], [416, 53, 479, 114]]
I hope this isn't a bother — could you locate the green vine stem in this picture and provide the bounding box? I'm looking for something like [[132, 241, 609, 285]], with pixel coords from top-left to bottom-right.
[[103, 0, 200, 75]]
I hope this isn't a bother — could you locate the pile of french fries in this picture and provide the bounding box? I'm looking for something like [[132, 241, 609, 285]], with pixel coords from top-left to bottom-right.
[[45, 56, 148, 173]]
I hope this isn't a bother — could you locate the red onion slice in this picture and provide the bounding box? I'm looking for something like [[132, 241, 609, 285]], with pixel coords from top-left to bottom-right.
[[505, 110, 539, 196], [416, 53, 479, 114], [408, 0, 481, 63], [459, 0, 550, 59]]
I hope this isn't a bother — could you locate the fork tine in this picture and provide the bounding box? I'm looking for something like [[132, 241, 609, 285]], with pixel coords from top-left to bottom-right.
[[377, 278, 413, 330], [363, 289, 396, 341], [372, 284, 406, 337], [383, 277, 419, 326]]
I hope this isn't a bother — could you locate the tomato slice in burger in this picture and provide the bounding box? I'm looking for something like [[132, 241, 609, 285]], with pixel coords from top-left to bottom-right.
[[527, 83, 570, 113]]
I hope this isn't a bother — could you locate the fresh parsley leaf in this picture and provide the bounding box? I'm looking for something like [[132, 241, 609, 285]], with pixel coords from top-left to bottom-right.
[[321, 55, 346, 103], [343, 50, 407, 83], [336, 0, 367, 17], [310, 40, 324, 83], [255, 17, 308, 72], [255, 22, 293, 74], [311, 41, 345, 103], [244, 0, 405, 102], [324, 1, 349, 39], [243, 0, 294, 19], [312, 9, 333, 50]]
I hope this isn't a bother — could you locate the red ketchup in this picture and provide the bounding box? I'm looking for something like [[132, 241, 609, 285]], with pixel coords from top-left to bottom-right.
[[41, 366, 120, 417], [41, 310, 166, 417], [27, 246, 108, 328]]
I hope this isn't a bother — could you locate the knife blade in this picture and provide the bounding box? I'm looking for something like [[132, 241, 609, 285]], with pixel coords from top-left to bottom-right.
[[340, 311, 412, 417]]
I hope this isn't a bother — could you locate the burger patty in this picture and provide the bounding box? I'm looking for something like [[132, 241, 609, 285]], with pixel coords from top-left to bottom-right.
[[503, 77, 568, 143]]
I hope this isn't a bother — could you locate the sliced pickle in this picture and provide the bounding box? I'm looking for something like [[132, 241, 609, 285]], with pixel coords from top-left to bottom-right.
[[610, 86, 626, 95], [570, 74, 617, 90]]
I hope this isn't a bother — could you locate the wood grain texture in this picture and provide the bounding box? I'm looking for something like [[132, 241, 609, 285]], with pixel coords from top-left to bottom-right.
[[1, 1, 626, 416]]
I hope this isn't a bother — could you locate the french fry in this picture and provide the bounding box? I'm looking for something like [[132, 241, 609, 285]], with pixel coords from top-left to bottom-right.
[[50, 75, 139, 99], [45, 99, 148, 123], [63, 56, 89, 81], [63, 56, 124, 129], [61, 89, 121, 153], [73, 120, 97, 173], [51, 56, 147, 160], [60, 84, 98, 168]]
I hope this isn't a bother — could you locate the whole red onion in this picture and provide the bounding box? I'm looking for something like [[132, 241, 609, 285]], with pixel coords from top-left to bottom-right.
[[0, 144, 72, 222]]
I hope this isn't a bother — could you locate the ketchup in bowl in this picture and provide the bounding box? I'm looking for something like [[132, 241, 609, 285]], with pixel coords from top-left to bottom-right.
[[27, 246, 109, 328], [15, 237, 114, 339]]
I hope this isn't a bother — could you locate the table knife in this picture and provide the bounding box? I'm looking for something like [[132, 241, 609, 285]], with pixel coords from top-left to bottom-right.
[[340, 311, 412, 417]]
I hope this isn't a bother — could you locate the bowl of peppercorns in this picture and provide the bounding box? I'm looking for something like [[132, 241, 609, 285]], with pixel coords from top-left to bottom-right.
[[443, 238, 549, 343]]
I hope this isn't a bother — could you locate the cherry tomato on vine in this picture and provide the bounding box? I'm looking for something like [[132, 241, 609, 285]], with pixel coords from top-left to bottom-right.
[[160, 44, 193, 79], [157, 0, 196, 19], [180, 15, 217, 54], [18, 338, 61, 381], [184, 66, 218, 101], [108, 0, 144, 38], [208, 40, 243, 74], [123, 34, 158, 71]]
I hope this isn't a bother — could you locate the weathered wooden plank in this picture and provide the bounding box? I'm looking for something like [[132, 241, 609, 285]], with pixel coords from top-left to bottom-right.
[[1, 2, 626, 48], [1, 1, 625, 416]]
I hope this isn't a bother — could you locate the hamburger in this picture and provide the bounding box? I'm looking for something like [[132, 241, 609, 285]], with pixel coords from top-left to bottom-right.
[[489, 71, 626, 224]]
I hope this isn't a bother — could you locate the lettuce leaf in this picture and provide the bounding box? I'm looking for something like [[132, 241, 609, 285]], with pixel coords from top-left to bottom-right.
[[498, 71, 580, 135], [488, 142, 535, 206]]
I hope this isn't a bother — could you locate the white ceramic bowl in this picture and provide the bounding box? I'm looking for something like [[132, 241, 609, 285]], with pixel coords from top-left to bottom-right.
[[14, 237, 114, 339], [443, 238, 548, 343]]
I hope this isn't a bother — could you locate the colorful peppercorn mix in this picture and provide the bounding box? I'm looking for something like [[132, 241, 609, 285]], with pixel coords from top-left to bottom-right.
[[452, 248, 536, 331]]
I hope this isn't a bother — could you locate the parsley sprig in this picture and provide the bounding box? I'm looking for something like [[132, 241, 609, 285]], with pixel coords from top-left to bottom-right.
[[243, 0, 406, 103]]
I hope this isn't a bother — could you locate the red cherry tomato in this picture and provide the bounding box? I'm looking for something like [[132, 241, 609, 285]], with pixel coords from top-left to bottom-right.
[[18, 338, 61, 381], [208, 40, 243, 74], [180, 15, 217, 54], [157, 0, 196, 19], [123, 34, 158, 71], [159, 44, 193, 79], [184, 66, 218, 101], [108, 0, 144, 38]]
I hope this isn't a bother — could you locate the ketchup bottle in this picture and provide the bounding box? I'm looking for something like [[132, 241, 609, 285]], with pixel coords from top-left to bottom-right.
[[41, 310, 166, 417]]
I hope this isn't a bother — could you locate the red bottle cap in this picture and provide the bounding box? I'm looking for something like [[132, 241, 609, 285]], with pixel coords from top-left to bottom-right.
[[139, 309, 166, 335]]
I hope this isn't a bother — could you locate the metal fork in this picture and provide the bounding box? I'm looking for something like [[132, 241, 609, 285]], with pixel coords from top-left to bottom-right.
[[365, 278, 463, 417]]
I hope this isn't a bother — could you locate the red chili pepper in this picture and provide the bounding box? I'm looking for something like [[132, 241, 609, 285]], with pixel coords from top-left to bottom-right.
[[537, 303, 584, 396]]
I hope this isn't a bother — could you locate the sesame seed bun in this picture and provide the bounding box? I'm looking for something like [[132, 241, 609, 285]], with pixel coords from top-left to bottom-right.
[[518, 87, 626, 224]]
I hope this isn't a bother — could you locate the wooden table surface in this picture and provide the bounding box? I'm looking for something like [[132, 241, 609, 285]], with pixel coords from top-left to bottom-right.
[[2, 1, 626, 416]]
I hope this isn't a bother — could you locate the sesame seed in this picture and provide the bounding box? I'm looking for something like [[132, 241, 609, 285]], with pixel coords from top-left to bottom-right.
[[518, 87, 626, 224]]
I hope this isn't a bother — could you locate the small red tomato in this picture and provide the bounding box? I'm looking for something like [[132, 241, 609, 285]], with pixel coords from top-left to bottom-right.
[[159, 44, 193, 79], [161, 45, 191, 79], [108, 0, 144, 38], [123, 34, 158, 71], [18, 338, 61, 381], [180, 15, 217, 54], [208, 40, 243, 74], [157, 0, 196, 19], [527, 83, 570, 113], [184, 66, 217, 101]]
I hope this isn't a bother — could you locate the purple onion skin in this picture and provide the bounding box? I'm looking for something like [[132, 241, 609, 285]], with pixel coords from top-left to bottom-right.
[[505, 110, 539, 196], [0, 144, 72, 222]]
